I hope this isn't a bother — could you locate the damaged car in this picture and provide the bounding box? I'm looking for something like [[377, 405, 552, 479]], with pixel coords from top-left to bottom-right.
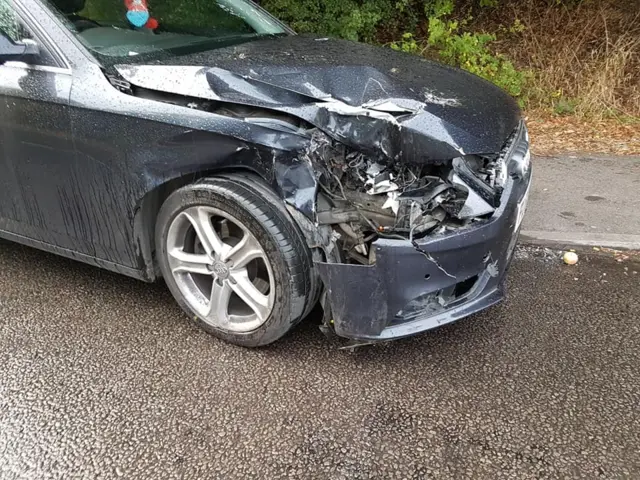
[[0, 0, 531, 346]]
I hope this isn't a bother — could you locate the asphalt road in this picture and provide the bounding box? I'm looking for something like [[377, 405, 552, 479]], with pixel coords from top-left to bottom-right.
[[0, 240, 639, 479]]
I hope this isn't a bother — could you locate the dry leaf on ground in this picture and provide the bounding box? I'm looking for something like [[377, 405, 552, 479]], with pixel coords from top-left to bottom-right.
[[526, 111, 640, 156]]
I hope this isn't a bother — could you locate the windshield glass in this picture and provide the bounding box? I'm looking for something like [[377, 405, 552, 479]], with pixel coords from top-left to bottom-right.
[[44, 0, 288, 64]]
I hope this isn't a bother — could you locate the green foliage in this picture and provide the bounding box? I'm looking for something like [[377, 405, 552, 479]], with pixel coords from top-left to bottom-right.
[[497, 18, 526, 35], [259, 0, 390, 41], [258, 0, 437, 42], [553, 96, 578, 115], [426, 1, 529, 100], [390, 33, 422, 54], [391, 0, 530, 102]]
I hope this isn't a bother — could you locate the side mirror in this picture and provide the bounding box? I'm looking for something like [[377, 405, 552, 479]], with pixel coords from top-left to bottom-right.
[[0, 31, 39, 64]]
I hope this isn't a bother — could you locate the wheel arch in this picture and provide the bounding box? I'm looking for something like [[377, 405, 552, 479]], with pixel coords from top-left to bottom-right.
[[132, 166, 271, 281]]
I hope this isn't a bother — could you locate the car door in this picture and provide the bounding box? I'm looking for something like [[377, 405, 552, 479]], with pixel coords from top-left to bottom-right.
[[0, 0, 73, 245]]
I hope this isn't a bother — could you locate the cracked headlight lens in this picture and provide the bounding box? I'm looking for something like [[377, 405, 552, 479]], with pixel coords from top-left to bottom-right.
[[510, 124, 531, 179]]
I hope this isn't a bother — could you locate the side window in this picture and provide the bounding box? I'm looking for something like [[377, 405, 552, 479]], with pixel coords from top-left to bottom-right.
[[0, 0, 57, 67]]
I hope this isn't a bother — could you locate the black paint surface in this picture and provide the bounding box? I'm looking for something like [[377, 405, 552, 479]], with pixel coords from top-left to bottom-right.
[[1, 0, 524, 340]]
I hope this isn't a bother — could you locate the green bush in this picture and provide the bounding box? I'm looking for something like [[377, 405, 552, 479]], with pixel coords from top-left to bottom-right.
[[389, 0, 530, 102], [258, 0, 383, 41], [427, 1, 529, 100], [258, 0, 434, 42]]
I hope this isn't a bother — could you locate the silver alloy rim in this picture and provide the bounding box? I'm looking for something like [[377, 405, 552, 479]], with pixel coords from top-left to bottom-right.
[[166, 206, 275, 333]]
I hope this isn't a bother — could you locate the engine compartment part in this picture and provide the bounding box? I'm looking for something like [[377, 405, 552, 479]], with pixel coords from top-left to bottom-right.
[[309, 131, 511, 265]]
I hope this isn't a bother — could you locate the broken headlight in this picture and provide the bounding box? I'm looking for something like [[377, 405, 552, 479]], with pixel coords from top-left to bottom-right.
[[509, 125, 531, 180]]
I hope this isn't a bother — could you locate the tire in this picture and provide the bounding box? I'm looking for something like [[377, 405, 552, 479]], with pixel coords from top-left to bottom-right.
[[155, 175, 313, 347]]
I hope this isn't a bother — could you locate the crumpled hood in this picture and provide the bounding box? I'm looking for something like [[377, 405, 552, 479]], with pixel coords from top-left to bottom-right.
[[115, 35, 521, 162]]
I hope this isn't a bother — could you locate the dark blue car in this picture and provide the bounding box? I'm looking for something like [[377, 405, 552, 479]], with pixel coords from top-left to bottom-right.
[[0, 0, 531, 346]]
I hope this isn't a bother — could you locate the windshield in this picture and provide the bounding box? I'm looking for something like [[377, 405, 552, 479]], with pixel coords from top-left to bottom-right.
[[44, 0, 289, 64]]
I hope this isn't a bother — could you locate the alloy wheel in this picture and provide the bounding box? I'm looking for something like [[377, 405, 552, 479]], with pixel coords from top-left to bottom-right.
[[166, 206, 275, 333]]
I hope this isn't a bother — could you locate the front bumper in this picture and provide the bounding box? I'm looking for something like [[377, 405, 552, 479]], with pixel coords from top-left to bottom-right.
[[316, 129, 532, 341]]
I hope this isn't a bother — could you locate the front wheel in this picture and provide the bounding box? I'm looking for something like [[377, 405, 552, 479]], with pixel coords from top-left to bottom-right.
[[155, 175, 313, 347]]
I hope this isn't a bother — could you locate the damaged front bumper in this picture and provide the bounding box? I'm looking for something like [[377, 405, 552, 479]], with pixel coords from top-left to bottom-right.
[[316, 131, 532, 341]]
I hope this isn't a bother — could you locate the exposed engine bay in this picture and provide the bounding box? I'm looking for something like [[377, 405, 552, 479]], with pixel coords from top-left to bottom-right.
[[309, 131, 513, 266]]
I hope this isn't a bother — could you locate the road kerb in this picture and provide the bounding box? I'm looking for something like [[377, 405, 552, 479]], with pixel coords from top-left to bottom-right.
[[520, 231, 640, 250]]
